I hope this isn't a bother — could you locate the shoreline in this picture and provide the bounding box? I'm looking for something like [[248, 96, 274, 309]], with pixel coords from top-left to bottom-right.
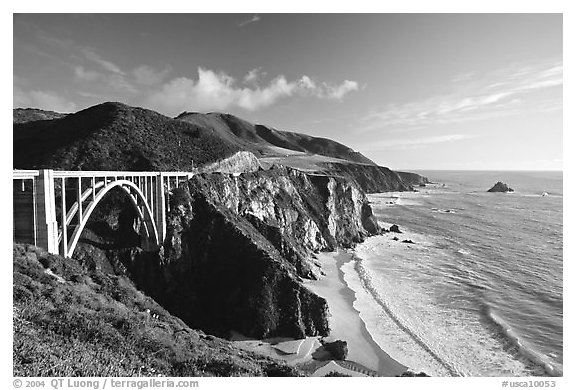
[[230, 249, 408, 377], [304, 250, 408, 376]]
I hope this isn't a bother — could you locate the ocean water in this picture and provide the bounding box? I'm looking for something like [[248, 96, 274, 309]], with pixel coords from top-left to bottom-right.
[[346, 170, 563, 376]]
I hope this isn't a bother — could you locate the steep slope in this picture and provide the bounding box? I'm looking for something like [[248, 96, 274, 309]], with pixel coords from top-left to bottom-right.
[[13, 102, 240, 171], [396, 171, 429, 186], [176, 112, 376, 165], [13, 243, 299, 377]]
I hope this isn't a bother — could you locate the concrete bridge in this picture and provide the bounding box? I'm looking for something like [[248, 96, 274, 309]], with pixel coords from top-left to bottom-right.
[[13, 169, 194, 258]]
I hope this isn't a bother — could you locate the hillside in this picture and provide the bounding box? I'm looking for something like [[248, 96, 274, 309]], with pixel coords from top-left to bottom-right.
[[13, 103, 427, 192], [175, 112, 376, 165], [13, 243, 299, 377], [13, 102, 240, 171], [13, 108, 67, 124]]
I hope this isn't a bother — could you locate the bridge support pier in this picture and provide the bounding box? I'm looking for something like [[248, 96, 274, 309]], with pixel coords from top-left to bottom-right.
[[155, 173, 167, 243], [35, 169, 59, 254]]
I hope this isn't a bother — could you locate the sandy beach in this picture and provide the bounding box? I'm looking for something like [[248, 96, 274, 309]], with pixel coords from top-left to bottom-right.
[[305, 250, 407, 376], [232, 249, 408, 377]]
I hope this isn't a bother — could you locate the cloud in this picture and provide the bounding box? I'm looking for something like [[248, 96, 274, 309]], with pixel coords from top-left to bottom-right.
[[362, 60, 562, 132], [74, 66, 101, 82], [73, 54, 172, 93], [323, 80, 359, 100], [133, 65, 172, 86], [73, 65, 138, 93], [14, 87, 77, 113], [238, 15, 261, 27], [82, 48, 125, 75], [243, 67, 266, 84], [145, 67, 360, 115], [18, 33, 359, 117], [357, 134, 475, 151]]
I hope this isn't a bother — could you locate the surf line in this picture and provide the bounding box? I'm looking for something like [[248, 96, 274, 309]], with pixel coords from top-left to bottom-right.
[[352, 253, 461, 377]]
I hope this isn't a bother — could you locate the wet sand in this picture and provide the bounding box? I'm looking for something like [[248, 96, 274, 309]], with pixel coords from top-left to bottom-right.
[[304, 250, 407, 376], [231, 249, 407, 376]]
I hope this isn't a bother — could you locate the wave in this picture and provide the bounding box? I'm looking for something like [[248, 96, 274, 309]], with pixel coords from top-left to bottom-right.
[[352, 255, 461, 377], [482, 306, 562, 376]]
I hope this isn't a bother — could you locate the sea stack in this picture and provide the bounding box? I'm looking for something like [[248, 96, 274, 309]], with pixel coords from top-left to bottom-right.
[[487, 182, 514, 193]]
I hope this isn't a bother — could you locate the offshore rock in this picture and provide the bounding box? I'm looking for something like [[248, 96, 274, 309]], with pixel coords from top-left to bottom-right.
[[488, 182, 514, 193]]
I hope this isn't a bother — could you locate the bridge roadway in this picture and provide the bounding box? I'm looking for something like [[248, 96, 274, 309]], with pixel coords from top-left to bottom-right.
[[13, 169, 195, 258]]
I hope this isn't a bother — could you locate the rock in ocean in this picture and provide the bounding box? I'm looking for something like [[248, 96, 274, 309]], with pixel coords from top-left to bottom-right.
[[487, 182, 514, 193]]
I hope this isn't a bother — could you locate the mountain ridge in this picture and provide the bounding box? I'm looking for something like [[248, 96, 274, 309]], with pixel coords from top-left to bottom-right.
[[13, 102, 427, 191], [175, 111, 376, 165]]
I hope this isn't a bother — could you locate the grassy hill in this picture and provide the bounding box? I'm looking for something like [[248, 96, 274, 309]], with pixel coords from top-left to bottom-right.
[[13, 102, 240, 171], [13, 103, 375, 172], [13, 243, 299, 377], [176, 111, 376, 165]]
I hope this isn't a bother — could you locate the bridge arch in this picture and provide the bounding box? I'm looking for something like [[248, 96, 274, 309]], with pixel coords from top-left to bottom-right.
[[66, 179, 160, 258]]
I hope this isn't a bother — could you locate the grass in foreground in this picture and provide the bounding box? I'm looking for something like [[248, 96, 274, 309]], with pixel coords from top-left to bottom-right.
[[13, 243, 299, 377]]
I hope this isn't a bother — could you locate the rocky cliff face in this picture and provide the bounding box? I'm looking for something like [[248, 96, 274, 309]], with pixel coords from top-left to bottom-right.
[[114, 166, 379, 340], [396, 171, 429, 187], [326, 162, 415, 193], [199, 151, 262, 175]]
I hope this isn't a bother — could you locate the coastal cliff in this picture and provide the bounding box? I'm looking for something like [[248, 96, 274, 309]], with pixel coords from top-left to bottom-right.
[[115, 166, 379, 339], [12, 103, 424, 369], [325, 162, 416, 193], [396, 171, 429, 187]]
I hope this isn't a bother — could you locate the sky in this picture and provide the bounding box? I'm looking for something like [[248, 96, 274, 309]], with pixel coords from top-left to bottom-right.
[[13, 13, 563, 171]]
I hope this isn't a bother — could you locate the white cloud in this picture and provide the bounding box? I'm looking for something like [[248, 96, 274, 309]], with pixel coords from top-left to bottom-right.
[[243, 67, 266, 84], [74, 66, 101, 82], [238, 15, 261, 27], [73, 64, 138, 94], [14, 87, 77, 113], [323, 80, 359, 100], [362, 60, 563, 132], [74, 61, 172, 94], [145, 67, 360, 115], [82, 48, 125, 75]]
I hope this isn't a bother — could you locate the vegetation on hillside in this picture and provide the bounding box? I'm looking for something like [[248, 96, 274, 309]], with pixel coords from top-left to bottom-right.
[[13, 102, 240, 171], [13, 108, 67, 124], [13, 243, 299, 377], [176, 111, 376, 165]]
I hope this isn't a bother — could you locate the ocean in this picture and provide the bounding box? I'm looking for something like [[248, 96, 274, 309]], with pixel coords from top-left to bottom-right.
[[346, 170, 563, 377]]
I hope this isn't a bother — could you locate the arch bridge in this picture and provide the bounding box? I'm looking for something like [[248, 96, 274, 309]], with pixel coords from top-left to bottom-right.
[[13, 170, 194, 258]]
